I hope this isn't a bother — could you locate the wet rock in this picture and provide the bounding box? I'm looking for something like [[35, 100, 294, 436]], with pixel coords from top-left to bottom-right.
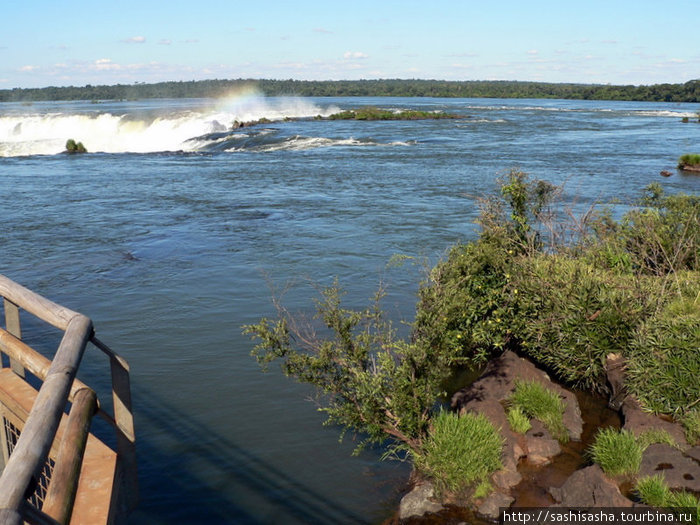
[[524, 420, 561, 466], [639, 443, 700, 493], [477, 491, 514, 520], [550, 465, 633, 507], [604, 353, 628, 410], [452, 351, 583, 442], [399, 480, 444, 520], [621, 397, 689, 449]]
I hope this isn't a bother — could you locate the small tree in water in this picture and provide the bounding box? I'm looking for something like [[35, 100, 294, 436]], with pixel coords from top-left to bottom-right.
[[65, 139, 87, 153]]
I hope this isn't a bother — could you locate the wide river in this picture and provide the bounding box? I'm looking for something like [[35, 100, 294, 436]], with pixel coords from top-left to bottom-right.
[[1, 95, 699, 523]]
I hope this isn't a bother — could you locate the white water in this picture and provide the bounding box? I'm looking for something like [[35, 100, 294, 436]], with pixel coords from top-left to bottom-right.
[[0, 93, 338, 156]]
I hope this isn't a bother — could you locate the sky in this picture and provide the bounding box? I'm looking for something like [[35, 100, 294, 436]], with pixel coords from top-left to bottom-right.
[[1, 0, 698, 89]]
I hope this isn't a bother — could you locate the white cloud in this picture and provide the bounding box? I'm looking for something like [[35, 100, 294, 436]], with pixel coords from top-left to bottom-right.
[[122, 36, 146, 44], [158, 39, 172, 45], [527, 50, 538, 55], [94, 58, 120, 70], [314, 28, 333, 34], [20, 65, 39, 72], [343, 51, 368, 60]]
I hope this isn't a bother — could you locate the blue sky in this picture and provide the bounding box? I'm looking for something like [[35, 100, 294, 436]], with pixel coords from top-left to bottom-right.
[[2, 0, 698, 89]]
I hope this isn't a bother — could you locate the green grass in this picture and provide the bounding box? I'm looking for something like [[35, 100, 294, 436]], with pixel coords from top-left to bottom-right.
[[636, 475, 700, 525], [637, 428, 677, 450], [506, 406, 532, 434], [589, 428, 643, 477], [681, 411, 700, 445], [415, 410, 504, 496], [635, 474, 671, 506], [679, 153, 700, 167], [509, 380, 568, 443]]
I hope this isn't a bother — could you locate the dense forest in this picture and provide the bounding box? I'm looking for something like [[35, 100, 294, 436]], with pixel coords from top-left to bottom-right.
[[1, 78, 699, 103]]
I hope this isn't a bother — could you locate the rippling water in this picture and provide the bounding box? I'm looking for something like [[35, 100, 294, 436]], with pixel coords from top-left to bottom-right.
[[1, 95, 699, 524]]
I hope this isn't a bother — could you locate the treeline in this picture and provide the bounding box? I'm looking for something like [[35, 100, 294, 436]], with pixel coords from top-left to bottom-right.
[[2, 78, 699, 102]]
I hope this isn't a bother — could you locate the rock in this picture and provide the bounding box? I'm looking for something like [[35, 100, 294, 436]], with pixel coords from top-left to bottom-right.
[[604, 353, 628, 410], [639, 443, 700, 493], [550, 465, 633, 507], [477, 491, 514, 520], [452, 351, 583, 442], [524, 420, 561, 466], [687, 446, 700, 463], [621, 397, 689, 449], [399, 480, 444, 520], [660, 170, 673, 177]]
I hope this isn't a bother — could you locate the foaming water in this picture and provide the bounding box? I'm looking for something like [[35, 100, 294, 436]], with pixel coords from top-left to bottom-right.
[[0, 92, 339, 156]]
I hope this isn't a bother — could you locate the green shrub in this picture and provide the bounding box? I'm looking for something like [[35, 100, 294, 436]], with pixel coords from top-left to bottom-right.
[[415, 410, 503, 496], [626, 293, 700, 416], [65, 138, 87, 153], [514, 256, 659, 391], [509, 380, 568, 442], [589, 428, 642, 477], [244, 282, 458, 458], [506, 406, 532, 434]]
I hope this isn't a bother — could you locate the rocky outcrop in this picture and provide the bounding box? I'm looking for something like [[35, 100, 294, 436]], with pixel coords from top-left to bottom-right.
[[398, 480, 443, 520], [639, 443, 700, 493], [550, 465, 633, 507]]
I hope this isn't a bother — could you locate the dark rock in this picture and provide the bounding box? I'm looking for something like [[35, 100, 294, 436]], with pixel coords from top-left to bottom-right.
[[524, 420, 561, 466], [399, 480, 444, 520], [639, 444, 700, 493], [477, 491, 514, 520], [660, 170, 673, 177], [550, 465, 633, 507], [621, 397, 689, 449]]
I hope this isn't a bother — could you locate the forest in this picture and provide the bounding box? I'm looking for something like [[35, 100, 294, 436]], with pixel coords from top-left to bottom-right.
[[1, 78, 699, 103]]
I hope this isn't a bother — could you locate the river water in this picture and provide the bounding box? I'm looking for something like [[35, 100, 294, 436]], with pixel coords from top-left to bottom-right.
[[1, 95, 699, 524]]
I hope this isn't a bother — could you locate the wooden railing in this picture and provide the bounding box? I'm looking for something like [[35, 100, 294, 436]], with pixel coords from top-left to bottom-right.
[[0, 275, 137, 524]]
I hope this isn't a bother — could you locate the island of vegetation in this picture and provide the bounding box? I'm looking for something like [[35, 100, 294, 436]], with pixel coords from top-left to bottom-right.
[[2, 78, 699, 103], [245, 172, 700, 521], [325, 107, 460, 121], [678, 154, 700, 172], [64, 139, 87, 154]]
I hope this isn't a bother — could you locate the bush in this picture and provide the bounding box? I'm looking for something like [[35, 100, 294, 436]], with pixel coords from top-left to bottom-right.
[[626, 292, 700, 416], [589, 428, 642, 477], [509, 380, 568, 442], [65, 138, 87, 153], [244, 282, 459, 458], [415, 410, 503, 496]]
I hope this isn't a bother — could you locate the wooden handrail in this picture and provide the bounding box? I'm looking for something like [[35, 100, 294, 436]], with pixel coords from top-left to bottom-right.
[[0, 315, 92, 521], [41, 387, 98, 523], [0, 327, 96, 405], [0, 275, 79, 331]]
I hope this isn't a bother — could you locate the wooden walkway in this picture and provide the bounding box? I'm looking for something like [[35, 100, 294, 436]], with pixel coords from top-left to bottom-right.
[[0, 275, 137, 524]]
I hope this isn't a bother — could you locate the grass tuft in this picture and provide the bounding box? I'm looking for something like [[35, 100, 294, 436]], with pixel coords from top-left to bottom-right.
[[415, 410, 503, 496], [589, 428, 642, 477], [506, 405, 532, 434], [637, 428, 677, 450], [635, 474, 671, 507], [509, 380, 568, 442]]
